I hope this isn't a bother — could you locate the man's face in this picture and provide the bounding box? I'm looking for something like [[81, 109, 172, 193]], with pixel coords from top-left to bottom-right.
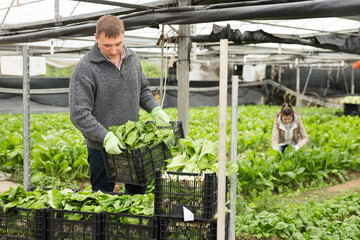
[[95, 32, 124, 60]]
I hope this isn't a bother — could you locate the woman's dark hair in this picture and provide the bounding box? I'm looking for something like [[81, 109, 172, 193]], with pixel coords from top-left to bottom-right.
[[281, 103, 294, 117]]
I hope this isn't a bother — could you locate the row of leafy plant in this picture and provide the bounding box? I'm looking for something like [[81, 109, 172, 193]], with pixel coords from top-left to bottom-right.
[[1, 105, 360, 239], [1, 106, 360, 193], [0, 185, 154, 218], [0, 113, 89, 187], [236, 190, 360, 239]]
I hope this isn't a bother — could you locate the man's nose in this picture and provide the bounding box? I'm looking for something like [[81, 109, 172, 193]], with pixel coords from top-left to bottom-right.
[[110, 46, 117, 54]]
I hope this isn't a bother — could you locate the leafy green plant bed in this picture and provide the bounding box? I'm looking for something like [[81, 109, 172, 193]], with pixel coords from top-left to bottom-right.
[[0, 113, 89, 188], [1, 105, 360, 239], [236, 190, 360, 239]]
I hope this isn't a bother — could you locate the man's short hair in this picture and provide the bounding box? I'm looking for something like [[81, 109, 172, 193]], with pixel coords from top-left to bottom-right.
[[96, 15, 124, 37]]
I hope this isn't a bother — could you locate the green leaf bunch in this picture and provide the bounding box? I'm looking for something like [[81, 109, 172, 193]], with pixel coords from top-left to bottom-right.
[[166, 136, 238, 176], [0, 185, 154, 218], [236, 190, 360, 239], [109, 120, 175, 149]]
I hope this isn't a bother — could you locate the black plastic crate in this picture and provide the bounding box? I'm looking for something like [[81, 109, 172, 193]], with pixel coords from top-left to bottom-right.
[[47, 209, 101, 240], [154, 170, 220, 220], [344, 103, 360, 116], [159, 214, 229, 240], [102, 212, 158, 240], [0, 207, 46, 240], [103, 121, 184, 186]]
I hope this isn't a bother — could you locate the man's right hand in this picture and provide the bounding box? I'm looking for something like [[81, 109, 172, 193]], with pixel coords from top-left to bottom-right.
[[103, 132, 122, 154]]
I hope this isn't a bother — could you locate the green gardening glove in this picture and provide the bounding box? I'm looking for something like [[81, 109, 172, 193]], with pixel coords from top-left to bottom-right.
[[150, 106, 170, 123], [103, 132, 123, 154]]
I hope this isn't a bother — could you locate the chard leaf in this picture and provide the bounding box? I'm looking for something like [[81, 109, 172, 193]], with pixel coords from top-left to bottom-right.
[[125, 121, 136, 136], [166, 154, 187, 171], [125, 130, 139, 148], [225, 161, 238, 176], [135, 121, 146, 133]]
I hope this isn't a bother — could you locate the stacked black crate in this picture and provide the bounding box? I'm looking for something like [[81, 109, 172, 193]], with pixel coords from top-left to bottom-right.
[[154, 170, 228, 240]]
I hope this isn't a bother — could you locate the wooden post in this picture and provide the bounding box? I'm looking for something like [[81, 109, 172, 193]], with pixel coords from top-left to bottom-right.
[[177, 0, 191, 136], [217, 39, 228, 240]]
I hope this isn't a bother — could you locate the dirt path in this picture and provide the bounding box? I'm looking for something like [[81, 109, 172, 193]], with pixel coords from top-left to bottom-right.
[[300, 175, 360, 200], [0, 181, 18, 194], [281, 171, 360, 204]]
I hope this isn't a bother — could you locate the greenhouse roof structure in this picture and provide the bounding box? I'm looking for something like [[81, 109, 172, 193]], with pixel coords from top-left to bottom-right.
[[0, 0, 359, 67]]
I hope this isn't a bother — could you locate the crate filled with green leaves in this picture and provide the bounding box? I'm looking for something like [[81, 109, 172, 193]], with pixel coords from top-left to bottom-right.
[[154, 170, 218, 220], [0, 185, 158, 240], [44, 189, 156, 240], [0, 207, 47, 240], [158, 212, 230, 240], [103, 120, 184, 185], [47, 208, 101, 240], [101, 193, 157, 240], [159, 217, 217, 240], [154, 137, 237, 221], [0, 186, 48, 240]]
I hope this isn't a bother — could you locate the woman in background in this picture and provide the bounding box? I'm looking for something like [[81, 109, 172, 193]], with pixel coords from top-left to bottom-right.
[[271, 103, 308, 153]]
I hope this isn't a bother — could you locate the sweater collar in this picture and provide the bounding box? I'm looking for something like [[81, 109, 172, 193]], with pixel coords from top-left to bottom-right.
[[89, 43, 131, 63]]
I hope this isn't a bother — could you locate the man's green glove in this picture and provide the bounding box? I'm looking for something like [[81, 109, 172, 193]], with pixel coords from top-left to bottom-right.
[[103, 132, 123, 154], [150, 106, 170, 123]]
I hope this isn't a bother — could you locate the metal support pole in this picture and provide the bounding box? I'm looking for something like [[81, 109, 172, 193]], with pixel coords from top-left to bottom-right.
[[217, 39, 228, 240], [278, 65, 282, 83], [160, 25, 164, 105], [301, 67, 312, 96], [54, 0, 60, 25], [1, 0, 15, 25], [351, 67, 355, 95], [177, 0, 191, 136], [229, 75, 238, 240], [22, 45, 31, 191], [296, 67, 300, 112]]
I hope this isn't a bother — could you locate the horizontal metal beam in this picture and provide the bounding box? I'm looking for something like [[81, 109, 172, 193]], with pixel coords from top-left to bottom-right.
[[0, 87, 69, 94], [0, 0, 172, 32], [0, 79, 344, 108], [0, 0, 359, 44], [72, 0, 159, 10]]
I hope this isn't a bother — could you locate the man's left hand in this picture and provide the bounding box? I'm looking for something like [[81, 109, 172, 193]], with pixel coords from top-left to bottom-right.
[[151, 106, 170, 123]]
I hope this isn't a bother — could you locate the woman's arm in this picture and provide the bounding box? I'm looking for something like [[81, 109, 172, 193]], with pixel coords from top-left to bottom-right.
[[271, 114, 281, 151], [296, 116, 309, 148]]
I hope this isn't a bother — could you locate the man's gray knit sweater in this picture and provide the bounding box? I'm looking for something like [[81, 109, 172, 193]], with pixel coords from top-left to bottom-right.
[[69, 43, 160, 150]]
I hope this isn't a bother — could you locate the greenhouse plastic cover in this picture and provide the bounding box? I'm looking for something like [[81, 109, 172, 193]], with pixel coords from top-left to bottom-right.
[[0, 0, 359, 56]]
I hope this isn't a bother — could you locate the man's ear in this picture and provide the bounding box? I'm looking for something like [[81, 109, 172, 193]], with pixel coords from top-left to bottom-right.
[[94, 33, 99, 43]]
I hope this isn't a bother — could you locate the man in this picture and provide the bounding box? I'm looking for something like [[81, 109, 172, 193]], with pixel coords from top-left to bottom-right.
[[69, 15, 169, 194]]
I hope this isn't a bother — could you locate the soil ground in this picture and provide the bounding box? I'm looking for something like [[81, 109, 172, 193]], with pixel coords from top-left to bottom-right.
[[296, 171, 360, 201]]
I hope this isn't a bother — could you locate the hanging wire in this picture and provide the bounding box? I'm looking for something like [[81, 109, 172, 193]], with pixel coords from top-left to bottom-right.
[[161, 26, 179, 107], [161, 37, 170, 107]]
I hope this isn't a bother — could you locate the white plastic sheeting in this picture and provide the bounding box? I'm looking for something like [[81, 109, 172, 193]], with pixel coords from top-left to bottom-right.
[[0, 56, 46, 76], [242, 64, 266, 82]]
